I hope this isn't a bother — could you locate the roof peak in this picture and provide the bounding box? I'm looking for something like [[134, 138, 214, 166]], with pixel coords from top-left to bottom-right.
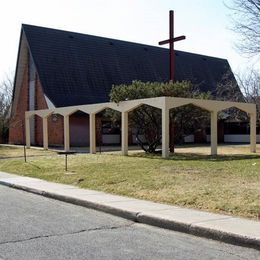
[[22, 23, 227, 61]]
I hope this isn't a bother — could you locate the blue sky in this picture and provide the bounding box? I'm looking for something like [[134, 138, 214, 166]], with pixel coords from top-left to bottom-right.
[[0, 0, 258, 82]]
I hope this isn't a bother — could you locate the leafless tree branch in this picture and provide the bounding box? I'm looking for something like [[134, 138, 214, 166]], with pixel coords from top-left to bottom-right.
[[226, 0, 260, 56], [0, 72, 14, 143], [236, 68, 260, 121]]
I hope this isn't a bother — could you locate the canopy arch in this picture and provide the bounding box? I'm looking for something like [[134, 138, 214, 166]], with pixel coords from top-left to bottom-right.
[[25, 96, 256, 157]]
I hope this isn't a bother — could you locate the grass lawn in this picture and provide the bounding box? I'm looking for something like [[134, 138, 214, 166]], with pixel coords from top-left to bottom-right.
[[0, 145, 55, 159], [0, 144, 259, 220]]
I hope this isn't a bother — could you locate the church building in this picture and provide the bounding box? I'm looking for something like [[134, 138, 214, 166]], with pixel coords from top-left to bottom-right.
[[9, 24, 242, 147]]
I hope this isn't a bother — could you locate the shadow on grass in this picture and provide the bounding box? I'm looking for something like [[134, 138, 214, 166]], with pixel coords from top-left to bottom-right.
[[27, 161, 44, 169], [0, 146, 17, 150], [0, 154, 55, 160], [129, 152, 260, 162]]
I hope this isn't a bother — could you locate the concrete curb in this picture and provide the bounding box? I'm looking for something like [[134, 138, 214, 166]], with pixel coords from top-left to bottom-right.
[[0, 181, 138, 222], [0, 177, 259, 250], [137, 214, 259, 250]]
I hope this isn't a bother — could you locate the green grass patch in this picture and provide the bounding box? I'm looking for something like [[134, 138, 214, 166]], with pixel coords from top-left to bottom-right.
[[0, 145, 259, 220]]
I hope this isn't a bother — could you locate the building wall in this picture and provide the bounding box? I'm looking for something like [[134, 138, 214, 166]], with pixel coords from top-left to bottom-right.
[[224, 134, 260, 143], [9, 58, 106, 147], [9, 66, 29, 144], [34, 76, 64, 146], [10, 50, 243, 147], [34, 75, 45, 145], [69, 114, 89, 146], [9, 51, 64, 146], [48, 114, 64, 146]]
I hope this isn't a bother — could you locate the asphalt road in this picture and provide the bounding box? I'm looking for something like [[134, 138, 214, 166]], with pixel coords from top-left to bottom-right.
[[0, 185, 259, 260]]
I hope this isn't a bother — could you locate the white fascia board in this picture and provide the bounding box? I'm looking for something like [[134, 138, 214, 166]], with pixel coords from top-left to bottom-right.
[[44, 95, 56, 109]]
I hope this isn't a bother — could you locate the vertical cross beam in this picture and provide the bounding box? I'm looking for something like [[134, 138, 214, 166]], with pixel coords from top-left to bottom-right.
[[159, 10, 186, 152], [169, 10, 174, 81], [159, 10, 186, 82]]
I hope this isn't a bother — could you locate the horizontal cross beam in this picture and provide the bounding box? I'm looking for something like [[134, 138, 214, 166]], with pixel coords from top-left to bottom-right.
[[159, 35, 186, 46]]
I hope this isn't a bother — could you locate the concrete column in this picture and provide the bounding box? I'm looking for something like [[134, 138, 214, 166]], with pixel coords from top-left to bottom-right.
[[162, 108, 169, 158], [89, 113, 96, 154], [25, 117, 31, 148], [43, 117, 48, 150], [250, 113, 256, 153], [121, 111, 128, 156], [63, 115, 70, 151], [210, 110, 218, 155]]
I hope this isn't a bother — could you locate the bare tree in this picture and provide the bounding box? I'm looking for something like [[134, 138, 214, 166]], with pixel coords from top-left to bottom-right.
[[216, 72, 249, 123], [228, 0, 260, 56], [216, 71, 245, 102], [110, 80, 211, 153], [0, 73, 13, 143], [236, 69, 260, 121]]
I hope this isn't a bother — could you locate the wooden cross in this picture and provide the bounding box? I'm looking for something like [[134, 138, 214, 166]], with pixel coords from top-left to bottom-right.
[[159, 10, 186, 82]]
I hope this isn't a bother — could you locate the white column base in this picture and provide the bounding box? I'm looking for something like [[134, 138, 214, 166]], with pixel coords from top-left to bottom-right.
[[89, 113, 96, 154], [250, 113, 256, 153], [210, 110, 218, 155], [25, 117, 31, 148], [64, 115, 70, 152], [121, 112, 128, 156], [43, 117, 48, 150], [162, 108, 169, 158]]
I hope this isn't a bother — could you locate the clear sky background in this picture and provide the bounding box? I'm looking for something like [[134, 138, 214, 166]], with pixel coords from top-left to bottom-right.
[[0, 0, 258, 82]]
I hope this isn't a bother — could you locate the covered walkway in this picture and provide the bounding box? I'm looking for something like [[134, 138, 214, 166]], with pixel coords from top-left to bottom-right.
[[25, 96, 256, 158]]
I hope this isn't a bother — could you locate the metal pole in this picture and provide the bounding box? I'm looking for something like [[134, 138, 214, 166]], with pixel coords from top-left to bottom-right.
[[23, 144, 27, 163], [99, 128, 102, 154], [65, 154, 67, 171], [22, 122, 27, 163]]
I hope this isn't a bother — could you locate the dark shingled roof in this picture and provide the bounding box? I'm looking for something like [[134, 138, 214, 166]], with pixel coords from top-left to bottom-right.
[[22, 24, 237, 107]]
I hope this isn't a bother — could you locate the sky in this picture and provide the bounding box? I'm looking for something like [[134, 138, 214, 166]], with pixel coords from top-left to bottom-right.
[[0, 0, 258, 83]]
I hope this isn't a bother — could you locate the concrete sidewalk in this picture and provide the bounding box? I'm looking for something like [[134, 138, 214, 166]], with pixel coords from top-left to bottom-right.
[[0, 171, 259, 250]]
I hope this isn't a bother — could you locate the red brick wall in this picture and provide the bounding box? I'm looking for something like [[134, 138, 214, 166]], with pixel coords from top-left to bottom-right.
[[34, 76, 63, 146], [9, 53, 114, 147], [48, 115, 64, 146], [9, 57, 64, 146], [34, 75, 64, 146], [35, 75, 44, 145], [9, 66, 29, 144]]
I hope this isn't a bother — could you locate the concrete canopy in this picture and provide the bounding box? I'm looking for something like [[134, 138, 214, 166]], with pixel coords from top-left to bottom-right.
[[25, 96, 256, 157]]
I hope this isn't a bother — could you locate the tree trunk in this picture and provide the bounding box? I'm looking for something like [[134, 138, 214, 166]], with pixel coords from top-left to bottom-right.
[[169, 120, 174, 153]]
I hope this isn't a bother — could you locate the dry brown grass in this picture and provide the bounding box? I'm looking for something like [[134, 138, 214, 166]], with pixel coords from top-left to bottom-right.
[[0, 144, 259, 220], [174, 144, 260, 155], [0, 145, 55, 159]]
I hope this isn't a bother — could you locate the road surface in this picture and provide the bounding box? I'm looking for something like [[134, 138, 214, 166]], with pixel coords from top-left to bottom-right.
[[0, 185, 258, 260]]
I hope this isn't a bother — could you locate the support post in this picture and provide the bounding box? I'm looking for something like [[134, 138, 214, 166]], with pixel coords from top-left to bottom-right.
[[210, 110, 218, 155], [63, 115, 70, 152], [162, 107, 169, 158], [89, 113, 96, 154], [121, 111, 128, 156], [43, 117, 48, 150], [25, 116, 31, 148], [250, 112, 256, 153]]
